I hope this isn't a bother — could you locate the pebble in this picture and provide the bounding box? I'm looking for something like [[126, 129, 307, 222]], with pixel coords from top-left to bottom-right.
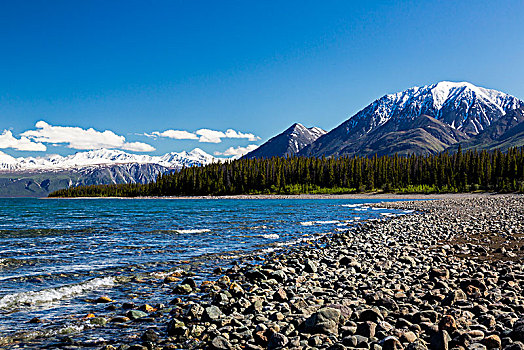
[[65, 195, 524, 350]]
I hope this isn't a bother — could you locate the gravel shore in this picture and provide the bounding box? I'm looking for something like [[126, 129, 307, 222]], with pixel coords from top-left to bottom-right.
[[59, 194, 524, 349]]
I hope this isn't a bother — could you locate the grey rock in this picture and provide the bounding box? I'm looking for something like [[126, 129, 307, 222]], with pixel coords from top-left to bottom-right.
[[203, 305, 223, 322], [305, 307, 341, 334], [211, 335, 232, 350]]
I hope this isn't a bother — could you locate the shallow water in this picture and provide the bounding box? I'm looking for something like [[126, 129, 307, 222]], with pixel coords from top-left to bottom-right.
[[0, 198, 408, 347]]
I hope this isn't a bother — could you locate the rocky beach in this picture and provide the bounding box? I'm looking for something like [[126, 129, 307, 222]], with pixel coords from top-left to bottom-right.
[[4, 194, 523, 350], [81, 194, 522, 350]]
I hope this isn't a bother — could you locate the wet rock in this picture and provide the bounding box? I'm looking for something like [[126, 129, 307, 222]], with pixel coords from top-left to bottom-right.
[[89, 317, 107, 326], [141, 329, 159, 343], [139, 304, 155, 313], [181, 277, 197, 288], [164, 275, 181, 283], [167, 319, 187, 336], [127, 345, 147, 350], [110, 316, 130, 323], [94, 296, 113, 303], [173, 283, 192, 294], [246, 269, 267, 281], [126, 310, 148, 320]]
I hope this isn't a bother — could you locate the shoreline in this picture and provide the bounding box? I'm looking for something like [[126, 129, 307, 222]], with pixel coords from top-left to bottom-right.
[[141, 194, 523, 349], [42, 192, 510, 200], [9, 194, 524, 349]]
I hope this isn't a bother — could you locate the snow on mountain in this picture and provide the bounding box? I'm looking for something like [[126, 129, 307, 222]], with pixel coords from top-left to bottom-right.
[[300, 81, 524, 158], [0, 151, 18, 171], [348, 81, 523, 136], [243, 123, 326, 159], [0, 148, 221, 172]]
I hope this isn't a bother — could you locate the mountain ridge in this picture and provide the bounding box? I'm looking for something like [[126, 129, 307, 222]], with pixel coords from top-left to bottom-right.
[[0, 147, 220, 173], [0, 148, 221, 197], [300, 81, 524, 157]]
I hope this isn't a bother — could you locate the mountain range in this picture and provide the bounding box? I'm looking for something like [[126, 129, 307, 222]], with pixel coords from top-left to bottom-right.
[[0, 148, 220, 197], [3, 81, 523, 197], [246, 81, 524, 159]]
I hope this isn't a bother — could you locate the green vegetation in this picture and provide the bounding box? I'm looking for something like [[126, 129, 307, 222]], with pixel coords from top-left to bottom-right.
[[49, 147, 524, 197]]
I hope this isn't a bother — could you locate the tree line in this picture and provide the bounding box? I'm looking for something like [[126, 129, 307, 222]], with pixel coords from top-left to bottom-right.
[[49, 147, 524, 197]]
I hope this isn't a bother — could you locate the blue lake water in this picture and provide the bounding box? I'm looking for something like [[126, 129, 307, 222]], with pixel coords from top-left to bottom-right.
[[0, 197, 410, 346]]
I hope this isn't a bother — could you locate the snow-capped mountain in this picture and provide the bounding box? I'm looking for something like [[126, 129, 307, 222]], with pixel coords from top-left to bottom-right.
[[243, 123, 326, 159], [300, 81, 524, 157], [0, 148, 222, 197], [350, 81, 522, 136], [0, 148, 220, 172], [0, 151, 18, 171]]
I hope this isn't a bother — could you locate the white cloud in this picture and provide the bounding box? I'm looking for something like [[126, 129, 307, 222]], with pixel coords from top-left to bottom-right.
[[151, 130, 198, 140], [22, 121, 155, 152], [195, 129, 226, 143], [224, 129, 260, 142], [150, 127, 260, 143], [0, 130, 47, 151], [214, 144, 258, 158]]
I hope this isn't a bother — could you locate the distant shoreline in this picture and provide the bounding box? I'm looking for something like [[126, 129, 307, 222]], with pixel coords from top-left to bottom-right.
[[41, 192, 509, 200]]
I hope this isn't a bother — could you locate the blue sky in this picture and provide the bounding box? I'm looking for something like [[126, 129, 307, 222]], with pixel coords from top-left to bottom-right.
[[1, 0, 523, 158]]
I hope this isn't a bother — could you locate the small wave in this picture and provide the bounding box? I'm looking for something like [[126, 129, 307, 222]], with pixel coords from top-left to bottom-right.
[[341, 204, 360, 208], [174, 229, 211, 234], [0, 324, 86, 346], [300, 221, 315, 226], [315, 220, 339, 225], [0, 276, 115, 310], [259, 234, 279, 239], [300, 220, 339, 226]]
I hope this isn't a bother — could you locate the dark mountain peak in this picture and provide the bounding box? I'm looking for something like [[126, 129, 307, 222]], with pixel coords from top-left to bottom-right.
[[284, 122, 306, 132], [243, 123, 326, 159]]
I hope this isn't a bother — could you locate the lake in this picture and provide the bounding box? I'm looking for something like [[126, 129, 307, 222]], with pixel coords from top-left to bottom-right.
[[0, 197, 409, 347]]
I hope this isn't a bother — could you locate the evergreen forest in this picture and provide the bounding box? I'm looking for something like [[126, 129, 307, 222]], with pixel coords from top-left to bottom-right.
[[49, 147, 524, 197]]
